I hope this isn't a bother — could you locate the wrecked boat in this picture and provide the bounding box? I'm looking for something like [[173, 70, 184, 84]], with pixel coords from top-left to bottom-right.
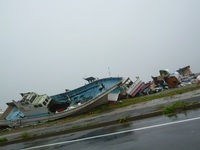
[[107, 76, 144, 103], [0, 77, 125, 127]]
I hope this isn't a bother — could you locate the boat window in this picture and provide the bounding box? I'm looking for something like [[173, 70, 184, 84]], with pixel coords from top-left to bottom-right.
[[38, 104, 43, 107], [43, 101, 46, 106], [21, 102, 25, 105], [30, 95, 36, 103], [45, 99, 48, 102], [21, 95, 28, 102]]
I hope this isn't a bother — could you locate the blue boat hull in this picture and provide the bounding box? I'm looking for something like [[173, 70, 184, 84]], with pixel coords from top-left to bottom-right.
[[50, 77, 123, 111]]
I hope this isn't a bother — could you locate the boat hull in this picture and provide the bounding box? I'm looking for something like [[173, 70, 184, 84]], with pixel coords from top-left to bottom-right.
[[0, 77, 123, 127], [18, 82, 122, 126]]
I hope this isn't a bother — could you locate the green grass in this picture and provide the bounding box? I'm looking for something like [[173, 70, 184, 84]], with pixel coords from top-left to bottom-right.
[[157, 101, 191, 115], [162, 105, 176, 115], [21, 132, 32, 139], [118, 116, 130, 123], [172, 101, 189, 109], [0, 137, 8, 143]]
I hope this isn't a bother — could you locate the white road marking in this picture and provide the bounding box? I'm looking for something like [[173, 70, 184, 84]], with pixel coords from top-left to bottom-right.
[[22, 116, 200, 150]]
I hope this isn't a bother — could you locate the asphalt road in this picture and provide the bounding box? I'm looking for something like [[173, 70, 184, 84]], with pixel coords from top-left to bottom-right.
[[2, 108, 200, 150]]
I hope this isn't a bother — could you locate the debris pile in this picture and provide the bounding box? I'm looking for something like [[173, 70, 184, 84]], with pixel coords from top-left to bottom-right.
[[139, 65, 200, 95], [196, 75, 200, 85]]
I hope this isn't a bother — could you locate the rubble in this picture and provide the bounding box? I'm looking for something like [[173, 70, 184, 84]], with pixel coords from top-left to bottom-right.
[[196, 75, 200, 85], [142, 65, 200, 95]]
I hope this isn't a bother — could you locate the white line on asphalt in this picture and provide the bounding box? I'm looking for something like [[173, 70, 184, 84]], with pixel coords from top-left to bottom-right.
[[22, 116, 200, 150]]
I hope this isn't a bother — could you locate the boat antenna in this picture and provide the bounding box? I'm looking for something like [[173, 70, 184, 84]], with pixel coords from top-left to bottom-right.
[[108, 67, 111, 77]]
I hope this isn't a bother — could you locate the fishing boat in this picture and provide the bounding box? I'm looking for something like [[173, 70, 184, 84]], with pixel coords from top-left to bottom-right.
[[107, 77, 143, 103], [0, 77, 125, 127]]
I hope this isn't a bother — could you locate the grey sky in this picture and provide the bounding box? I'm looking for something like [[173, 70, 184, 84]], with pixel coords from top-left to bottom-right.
[[0, 0, 200, 110]]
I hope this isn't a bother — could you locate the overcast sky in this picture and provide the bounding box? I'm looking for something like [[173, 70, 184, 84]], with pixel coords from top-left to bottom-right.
[[0, 0, 200, 110]]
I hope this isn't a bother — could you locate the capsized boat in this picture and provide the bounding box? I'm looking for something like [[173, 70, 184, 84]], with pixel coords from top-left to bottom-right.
[[0, 77, 125, 127], [107, 76, 143, 103]]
